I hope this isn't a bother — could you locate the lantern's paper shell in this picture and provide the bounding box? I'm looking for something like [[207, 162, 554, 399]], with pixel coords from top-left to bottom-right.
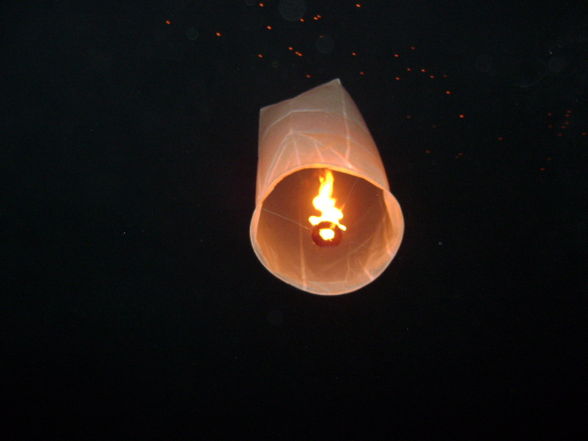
[[250, 79, 404, 295]]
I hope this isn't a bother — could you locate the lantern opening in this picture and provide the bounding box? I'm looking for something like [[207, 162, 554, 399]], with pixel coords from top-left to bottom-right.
[[254, 168, 402, 294]]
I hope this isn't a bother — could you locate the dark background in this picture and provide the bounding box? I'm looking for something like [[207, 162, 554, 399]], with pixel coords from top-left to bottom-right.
[[3, 0, 587, 439]]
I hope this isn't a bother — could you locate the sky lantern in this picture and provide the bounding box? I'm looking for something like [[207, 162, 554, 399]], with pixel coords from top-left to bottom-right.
[[250, 79, 404, 295]]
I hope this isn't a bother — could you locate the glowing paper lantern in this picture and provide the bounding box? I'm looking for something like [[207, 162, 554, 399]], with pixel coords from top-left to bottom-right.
[[250, 79, 404, 295]]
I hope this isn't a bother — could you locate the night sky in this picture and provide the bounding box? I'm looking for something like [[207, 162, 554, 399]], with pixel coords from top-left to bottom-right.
[[4, 0, 587, 439]]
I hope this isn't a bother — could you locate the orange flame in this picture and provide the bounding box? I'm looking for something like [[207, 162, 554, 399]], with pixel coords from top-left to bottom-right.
[[308, 170, 347, 242]]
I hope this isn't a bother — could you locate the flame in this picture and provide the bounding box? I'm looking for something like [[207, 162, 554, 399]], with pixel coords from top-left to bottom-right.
[[308, 170, 347, 242]]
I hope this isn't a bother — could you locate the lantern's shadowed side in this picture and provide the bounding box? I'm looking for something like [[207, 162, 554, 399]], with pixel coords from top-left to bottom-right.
[[250, 79, 404, 295]]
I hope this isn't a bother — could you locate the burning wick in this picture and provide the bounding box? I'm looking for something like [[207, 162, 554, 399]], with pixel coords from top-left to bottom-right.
[[311, 221, 343, 247], [308, 170, 347, 247]]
